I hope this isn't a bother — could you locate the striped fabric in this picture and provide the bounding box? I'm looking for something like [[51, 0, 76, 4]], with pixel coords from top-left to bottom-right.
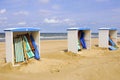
[[14, 37, 25, 62], [23, 36, 34, 58]]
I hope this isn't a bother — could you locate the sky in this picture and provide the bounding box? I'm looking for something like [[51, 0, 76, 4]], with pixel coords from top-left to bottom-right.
[[0, 0, 120, 33]]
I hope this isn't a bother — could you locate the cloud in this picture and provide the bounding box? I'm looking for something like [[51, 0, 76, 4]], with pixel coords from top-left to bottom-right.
[[0, 17, 7, 20], [63, 19, 72, 23], [112, 8, 120, 13], [63, 18, 77, 26], [39, 10, 52, 15], [0, 9, 6, 14], [0, 17, 8, 25], [95, 0, 110, 2], [52, 4, 60, 10], [17, 21, 26, 25], [44, 18, 60, 24], [39, 9, 62, 16], [43, 17, 76, 26], [14, 11, 29, 16], [39, 0, 50, 4]]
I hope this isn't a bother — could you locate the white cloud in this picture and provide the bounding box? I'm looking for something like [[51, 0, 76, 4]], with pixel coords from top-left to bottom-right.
[[95, 0, 110, 2], [0, 9, 6, 14], [0, 17, 7, 20], [39, 9, 62, 16], [52, 4, 60, 10], [39, 0, 50, 4], [44, 18, 60, 24], [18, 21, 26, 25], [39, 10, 52, 15], [63, 18, 76, 26], [14, 11, 29, 16], [0, 17, 8, 25], [0, 20, 7, 24], [112, 8, 120, 13], [43, 17, 76, 26], [63, 19, 72, 23]]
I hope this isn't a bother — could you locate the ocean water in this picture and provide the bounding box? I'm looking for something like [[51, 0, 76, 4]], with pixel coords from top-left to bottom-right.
[[0, 33, 5, 42], [41, 33, 99, 40], [40, 33, 67, 40], [0, 33, 119, 42]]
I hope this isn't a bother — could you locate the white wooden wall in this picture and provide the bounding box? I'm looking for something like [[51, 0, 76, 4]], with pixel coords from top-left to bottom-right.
[[84, 30, 91, 49], [5, 31, 14, 65], [68, 30, 78, 53], [99, 30, 109, 48]]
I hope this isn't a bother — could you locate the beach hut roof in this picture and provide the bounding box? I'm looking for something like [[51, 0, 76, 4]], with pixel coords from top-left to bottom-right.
[[67, 27, 90, 31], [4, 27, 40, 32], [99, 27, 117, 30]]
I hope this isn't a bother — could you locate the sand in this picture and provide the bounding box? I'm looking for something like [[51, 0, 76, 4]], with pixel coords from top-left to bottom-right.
[[0, 38, 120, 80]]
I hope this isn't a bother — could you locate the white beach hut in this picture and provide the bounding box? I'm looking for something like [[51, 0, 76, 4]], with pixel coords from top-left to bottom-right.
[[99, 28, 117, 48], [4, 27, 40, 66], [67, 27, 91, 53]]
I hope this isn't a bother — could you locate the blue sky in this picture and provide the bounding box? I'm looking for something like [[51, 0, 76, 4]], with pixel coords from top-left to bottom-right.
[[0, 0, 120, 33]]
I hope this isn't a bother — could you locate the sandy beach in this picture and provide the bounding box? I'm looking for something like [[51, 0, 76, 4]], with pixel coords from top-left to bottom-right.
[[0, 38, 120, 80]]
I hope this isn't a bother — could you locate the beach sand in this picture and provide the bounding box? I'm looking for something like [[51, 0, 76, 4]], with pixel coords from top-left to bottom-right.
[[0, 38, 120, 80]]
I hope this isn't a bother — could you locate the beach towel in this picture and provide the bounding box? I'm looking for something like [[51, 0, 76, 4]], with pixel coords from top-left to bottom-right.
[[30, 34, 40, 60], [78, 41, 81, 51], [14, 37, 24, 62], [80, 31, 87, 49], [109, 38, 118, 49], [108, 46, 117, 50], [23, 36, 34, 58], [25, 33, 35, 51], [109, 38, 116, 46]]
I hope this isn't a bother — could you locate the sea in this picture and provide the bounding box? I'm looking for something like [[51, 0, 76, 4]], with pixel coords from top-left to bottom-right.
[[0, 33, 120, 42]]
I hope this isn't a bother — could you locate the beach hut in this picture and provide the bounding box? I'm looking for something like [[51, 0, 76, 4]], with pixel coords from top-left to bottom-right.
[[4, 27, 40, 66], [67, 27, 91, 53], [99, 28, 117, 50]]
